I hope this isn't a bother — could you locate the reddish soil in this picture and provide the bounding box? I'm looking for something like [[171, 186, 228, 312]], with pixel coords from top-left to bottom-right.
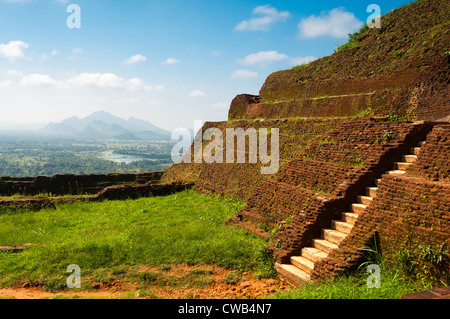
[[0, 264, 291, 299]]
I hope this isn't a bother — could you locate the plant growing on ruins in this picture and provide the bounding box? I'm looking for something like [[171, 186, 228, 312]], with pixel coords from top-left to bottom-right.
[[334, 23, 369, 53], [383, 131, 393, 142], [394, 49, 406, 58]]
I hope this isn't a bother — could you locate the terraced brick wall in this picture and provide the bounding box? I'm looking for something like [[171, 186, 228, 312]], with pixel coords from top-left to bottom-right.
[[0, 171, 164, 196], [162, 118, 347, 201], [311, 124, 449, 284], [228, 119, 435, 263], [228, 0, 449, 122], [407, 124, 450, 182]]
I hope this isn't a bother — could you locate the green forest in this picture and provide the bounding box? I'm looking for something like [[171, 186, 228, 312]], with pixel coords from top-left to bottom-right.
[[0, 136, 176, 177]]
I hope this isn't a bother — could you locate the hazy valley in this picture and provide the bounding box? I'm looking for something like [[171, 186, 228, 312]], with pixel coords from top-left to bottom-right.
[[0, 111, 176, 177]]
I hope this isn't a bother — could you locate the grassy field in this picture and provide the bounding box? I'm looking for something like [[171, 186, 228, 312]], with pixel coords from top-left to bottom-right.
[[0, 189, 276, 293], [277, 267, 424, 299], [0, 189, 427, 299]]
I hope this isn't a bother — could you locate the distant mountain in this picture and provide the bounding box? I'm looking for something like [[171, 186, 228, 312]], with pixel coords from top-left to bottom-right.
[[39, 111, 171, 140]]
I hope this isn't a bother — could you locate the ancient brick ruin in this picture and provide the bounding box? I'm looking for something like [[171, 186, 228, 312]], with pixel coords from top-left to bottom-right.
[[1, 0, 448, 286], [162, 0, 449, 285]]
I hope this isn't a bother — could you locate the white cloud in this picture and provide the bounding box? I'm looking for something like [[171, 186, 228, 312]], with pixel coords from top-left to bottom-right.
[[0, 40, 29, 61], [289, 56, 318, 66], [162, 58, 180, 65], [3, 0, 34, 3], [298, 7, 363, 39], [153, 85, 165, 92], [189, 90, 207, 98], [120, 97, 140, 104], [71, 47, 83, 54], [40, 49, 59, 60], [235, 5, 290, 31], [6, 69, 23, 77], [68, 47, 83, 60], [67, 73, 154, 91], [0, 80, 12, 89], [20, 74, 61, 86], [231, 69, 258, 79], [123, 54, 147, 65], [52, 95, 80, 102], [237, 51, 318, 69], [238, 50, 289, 67], [18, 72, 159, 92]]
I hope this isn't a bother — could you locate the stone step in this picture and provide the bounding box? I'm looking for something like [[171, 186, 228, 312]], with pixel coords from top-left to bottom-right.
[[331, 220, 353, 234], [395, 162, 412, 170], [351, 203, 367, 214], [411, 147, 421, 155], [275, 263, 311, 286], [402, 155, 418, 163], [291, 256, 315, 274], [357, 195, 373, 206], [341, 212, 359, 224], [322, 229, 347, 245], [301, 247, 328, 263], [312, 239, 339, 254], [388, 170, 406, 175], [366, 187, 378, 197]]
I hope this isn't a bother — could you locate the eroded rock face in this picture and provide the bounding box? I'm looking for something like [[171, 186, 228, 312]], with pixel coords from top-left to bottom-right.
[[229, 0, 450, 122], [228, 94, 262, 120], [0, 171, 164, 196]]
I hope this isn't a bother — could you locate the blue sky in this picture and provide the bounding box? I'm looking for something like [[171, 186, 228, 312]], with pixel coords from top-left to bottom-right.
[[0, 0, 412, 131]]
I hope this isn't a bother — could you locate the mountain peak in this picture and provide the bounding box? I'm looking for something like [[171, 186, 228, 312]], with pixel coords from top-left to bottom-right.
[[40, 111, 170, 140]]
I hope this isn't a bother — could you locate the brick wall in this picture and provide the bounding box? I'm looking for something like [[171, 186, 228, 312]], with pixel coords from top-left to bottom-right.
[[311, 124, 449, 284], [407, 124, 450, 182], [229, 120, 436, 263], [0, 171, 164, 196], [312, 174, 449, 284], [162, 118, 346, 201]]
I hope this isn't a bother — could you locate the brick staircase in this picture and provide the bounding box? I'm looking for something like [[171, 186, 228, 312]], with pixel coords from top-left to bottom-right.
[[275, 141, 425, 286]]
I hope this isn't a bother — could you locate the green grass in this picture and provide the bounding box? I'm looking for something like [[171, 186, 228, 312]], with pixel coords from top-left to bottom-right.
[[276, 267, 424, 299], [0, 189, 275, 291], [334, 23, 369, 53], [0, 189, 440, 298]]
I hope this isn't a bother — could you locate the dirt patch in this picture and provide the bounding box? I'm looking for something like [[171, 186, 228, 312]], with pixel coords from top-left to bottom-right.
[[0, 264, 291, 299]]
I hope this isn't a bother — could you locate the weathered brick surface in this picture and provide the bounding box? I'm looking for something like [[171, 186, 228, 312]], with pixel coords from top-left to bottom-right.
[[310, 124, 449, 284], [312, 174, 450, 284], [94, 181, 194, 201], [162, 118, 347, 201], [238, 180, 316, 231], [0, 182, 193, 211], [407, 124, 450, 182], [0, 171, 164, 196], [229, 120, 437, 263], [252, 0, 449, 122], [228, 94, 262, 120], [241, 90, 403, 120], [0, 198, 56, 213], [275, 158, 358, 194]]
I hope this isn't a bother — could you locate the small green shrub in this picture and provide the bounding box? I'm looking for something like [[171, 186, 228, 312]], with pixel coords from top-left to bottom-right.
[[334, 23, 369, 53], [394, 49, 405, 58]]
